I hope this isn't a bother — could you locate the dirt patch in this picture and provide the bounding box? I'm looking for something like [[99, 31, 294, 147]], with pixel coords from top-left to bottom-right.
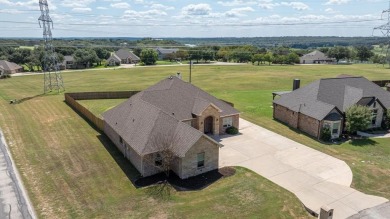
[[135, 167, 236, 191]]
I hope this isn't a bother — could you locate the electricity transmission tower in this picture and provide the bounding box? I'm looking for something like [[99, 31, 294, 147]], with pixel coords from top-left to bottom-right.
[[38, 0, 64, 93], [373, 1, 390, 66]]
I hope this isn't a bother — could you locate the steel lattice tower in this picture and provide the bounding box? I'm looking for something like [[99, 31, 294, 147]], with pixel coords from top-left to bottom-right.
[[38, 0, 64, 93], [373, 1, 390, 66]]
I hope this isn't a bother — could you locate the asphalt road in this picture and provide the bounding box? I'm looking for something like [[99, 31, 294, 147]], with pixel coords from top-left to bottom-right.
[[0, 130, 35, 219]]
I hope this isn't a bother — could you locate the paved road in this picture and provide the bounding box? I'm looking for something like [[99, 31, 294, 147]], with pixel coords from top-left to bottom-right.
[[0, 130, 35, 219], [219, 119, 388, 219]]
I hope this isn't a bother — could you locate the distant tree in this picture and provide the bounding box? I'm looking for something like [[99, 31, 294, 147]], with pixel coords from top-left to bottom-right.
[[252, 54, 264, 65], [216, 48, 231, 62], [140, 48, 158, 65], [345, 105, 372, 134], [327, 46, 350, 63], [188, 49, 202, 63], [264, 53, 272, 65], [202, 50, 214, 62], [73, 49, 99, 68], [9, 48, 31, 65], [286, 53, 300, 64], [175, 50, 189, 61], [355, 46, 374, 62], [371, 54, 386, 65], [55, 47, 76, 56], [165, 52, 176, 62], [231, 50, 252, 63], [132, 47, 143, 57], [93, 47, 111, 65]]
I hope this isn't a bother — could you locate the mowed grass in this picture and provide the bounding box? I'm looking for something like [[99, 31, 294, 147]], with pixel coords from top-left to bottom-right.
[[78, 64, 390, 200], [0, 66, 313, 218]]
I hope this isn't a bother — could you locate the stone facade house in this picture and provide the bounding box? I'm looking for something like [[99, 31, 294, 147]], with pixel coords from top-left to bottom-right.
[[103, 76, 240, 179], [156, 48, 179, 60], [273, 76, 390, 139], [299, 50, 334, 64], [107, 49, 140, 66], [0, 60, 23, 75]]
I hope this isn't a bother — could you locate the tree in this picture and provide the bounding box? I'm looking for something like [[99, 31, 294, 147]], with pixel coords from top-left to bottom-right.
[[345, 105, 372, 134], [286, 53, 300, 64], [165, 53, 176, 62], [188, 49, 202, 63], [132, 47, 143, 57], [371, 54, 386, 66], [327, 46, 350, 63], [93, 47, 111, 65], [175, 50, 189, 61], [252, 54, 263, 65], [264, 53, 272, 65], [231, 50, 252, 63], [9, 48, 31, 65], [355, 46, 374, 62], [202, 50, 214, 62], [73, 49, 99, 68], [140, 48, 158, 65]]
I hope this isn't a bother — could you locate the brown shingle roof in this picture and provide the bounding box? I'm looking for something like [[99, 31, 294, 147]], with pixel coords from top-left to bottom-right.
[[103, 77, 236, 157], [115, 49, 140, 61], [0, 60, 23, 72]]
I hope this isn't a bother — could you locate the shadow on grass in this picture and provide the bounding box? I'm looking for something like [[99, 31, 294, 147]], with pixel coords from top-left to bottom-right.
[[135, 167, 236, 191], [97, 134, 141, 186], [349, 138, 379, 147], [10, 93, 45, 104]]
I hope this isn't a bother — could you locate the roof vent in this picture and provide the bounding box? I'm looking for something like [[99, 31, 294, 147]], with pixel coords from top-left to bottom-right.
[[176, 72, 182, 79], [293, 79, 300, 91]]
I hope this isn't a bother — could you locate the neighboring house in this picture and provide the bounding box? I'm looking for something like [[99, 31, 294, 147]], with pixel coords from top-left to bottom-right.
[[107, 49, 140, 66], [273, 76, 390, 139], [0, 60, 23, 74], [106, 54, 121, 66], [103, 76, 240, 179], [59, 56, 75, 70], [156, 48, 179, 60], [299, 50, 334, 64]]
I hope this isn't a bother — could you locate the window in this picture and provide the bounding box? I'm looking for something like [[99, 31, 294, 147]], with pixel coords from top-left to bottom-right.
[[372, 109, 378, 126], [223, 117, 233, 128], [332, 122, 340, 134], [155, 153, 162, 166], [197, 152, 205, 168]]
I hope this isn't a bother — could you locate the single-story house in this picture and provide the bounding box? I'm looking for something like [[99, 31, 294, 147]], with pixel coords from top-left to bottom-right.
[[299, 50, 334, 64], [103, 76, 240, 179], [107, 49, 140, 66], [273, 76, 390, 139], [156, 48, 179, 60], [59, 56, 75, 70], [0, 60, 23, 74]]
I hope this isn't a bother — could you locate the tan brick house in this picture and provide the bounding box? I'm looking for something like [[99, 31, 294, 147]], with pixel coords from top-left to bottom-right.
[[0, 60, 23, 75], [273, 76, 390, 139], [103, 76, 239, 179]]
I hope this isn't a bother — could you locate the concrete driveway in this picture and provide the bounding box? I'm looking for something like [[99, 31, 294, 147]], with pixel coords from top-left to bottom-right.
[[218, 119, 388, 219]]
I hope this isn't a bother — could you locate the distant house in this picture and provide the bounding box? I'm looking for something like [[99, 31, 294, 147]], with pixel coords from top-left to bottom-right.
[[107, 49, 140, 66], [103, 76, 240, 179], [0, 60, 23, 75], [299, 50, 334, 64], [59, 56, 75, 70], [273, 76, 390, 139], [156, 48, 179, 60]]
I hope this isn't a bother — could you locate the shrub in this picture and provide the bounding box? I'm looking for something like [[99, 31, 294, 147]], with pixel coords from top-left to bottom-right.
[[345, 105, 371, 134], [226, 126, 238, 135], [321, 127, 331, 142]]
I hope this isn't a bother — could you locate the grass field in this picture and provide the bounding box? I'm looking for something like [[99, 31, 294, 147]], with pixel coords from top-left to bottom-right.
[[0, 64, 389, 218]]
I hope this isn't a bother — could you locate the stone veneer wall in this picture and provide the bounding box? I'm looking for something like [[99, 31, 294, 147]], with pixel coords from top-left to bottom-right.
[[178, 137, 219, 179], [219, 115, 240, 134], [196, 105, 221, 135]]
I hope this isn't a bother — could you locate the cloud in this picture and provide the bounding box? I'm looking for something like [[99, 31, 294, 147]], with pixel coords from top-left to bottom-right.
[[225, 7, 255, 17], [325, 8, 337, 14], [258, 0, 280, 10], [111, 2, 131, 9], [151, 3, 174, 11], [281, 2, 309, 10], [72, 7, 92, 13], [182, 4, 212, 16], [97, 7, 108, 10], [0, 9, 24, 14], [122, 9, 167, 20], [324, 0, 350, 5], [217, 0, 257, 7], [61, 0, 95, 8]]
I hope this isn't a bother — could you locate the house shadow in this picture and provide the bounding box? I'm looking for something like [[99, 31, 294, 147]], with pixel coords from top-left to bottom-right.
[[135, 167, 236, 191], [349, 138, 379, 147], [97, 134, 141, 186], [10, 93, 45, 104], [209, 133, 242, 143]]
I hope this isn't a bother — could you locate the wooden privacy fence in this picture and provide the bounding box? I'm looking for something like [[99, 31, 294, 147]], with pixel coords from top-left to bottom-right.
[[65, 91, 139, 131]]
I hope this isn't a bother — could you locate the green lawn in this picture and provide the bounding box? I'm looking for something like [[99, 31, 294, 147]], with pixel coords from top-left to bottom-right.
[[0, 65, 317, 218]]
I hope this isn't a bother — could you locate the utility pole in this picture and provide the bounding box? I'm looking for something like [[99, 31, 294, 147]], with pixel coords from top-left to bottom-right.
[[38, 0, 65, 93], [373, 1, 390, 66], [189, 60, 192, 83]]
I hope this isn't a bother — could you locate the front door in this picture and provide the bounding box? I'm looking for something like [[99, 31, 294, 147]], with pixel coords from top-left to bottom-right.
[[204, 116, 213, 134]]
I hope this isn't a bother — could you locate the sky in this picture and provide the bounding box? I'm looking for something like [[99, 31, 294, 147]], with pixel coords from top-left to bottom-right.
[[0, 0, 389, 38]]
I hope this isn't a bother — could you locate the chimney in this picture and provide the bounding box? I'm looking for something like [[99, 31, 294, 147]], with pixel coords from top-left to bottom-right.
[[293, 79, 300, 91], [176, 72, 182, 79]]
